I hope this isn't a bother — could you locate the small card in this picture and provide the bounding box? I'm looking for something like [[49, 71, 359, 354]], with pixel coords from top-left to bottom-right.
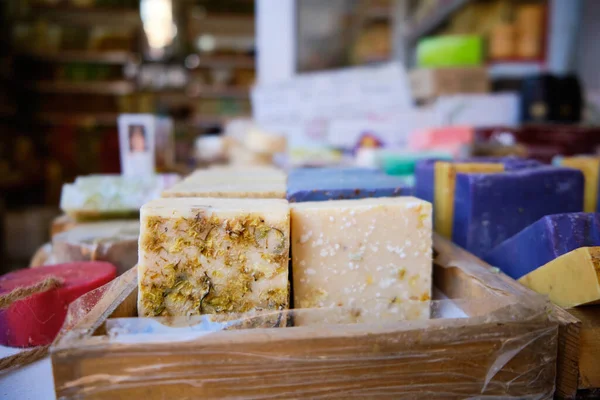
[[118, 114, 174, 176]]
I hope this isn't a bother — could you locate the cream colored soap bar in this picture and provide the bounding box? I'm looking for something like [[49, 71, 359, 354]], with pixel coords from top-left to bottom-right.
[[291, 197, 432, 321], [162, 182, 286, 199], [138, 197, 290, 317], [186, 167, 287, 184], [519, 246, 600, 308]]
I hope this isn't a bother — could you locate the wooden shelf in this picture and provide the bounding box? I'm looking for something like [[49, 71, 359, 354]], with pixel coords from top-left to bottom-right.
[[27, 80, 135, 95], [405, 0, 472, 42], [35, 112, 119, 126], [17, 50, 138, 64], [29, 5, 140, 26], [194, 86, 249, 99], [193, 55, 255, 69]]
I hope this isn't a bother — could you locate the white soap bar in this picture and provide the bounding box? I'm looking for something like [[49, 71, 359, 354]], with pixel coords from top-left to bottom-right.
[[138, 197, 290, 317], [162, 182, 286, 199], [291, 197, 432, 321]]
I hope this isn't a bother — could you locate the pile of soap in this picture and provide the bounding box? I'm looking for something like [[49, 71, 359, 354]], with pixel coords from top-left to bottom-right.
[[138, 166, 433, 323], [415, 157, 584, 257], [162, 166, 287, 199], [485, 212, 600, 308], [555, 156, 600, 212]]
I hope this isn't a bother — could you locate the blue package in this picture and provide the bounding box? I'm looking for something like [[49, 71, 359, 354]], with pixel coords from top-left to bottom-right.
[[286, 168, 412, 203], [484, 212, 600, 279]]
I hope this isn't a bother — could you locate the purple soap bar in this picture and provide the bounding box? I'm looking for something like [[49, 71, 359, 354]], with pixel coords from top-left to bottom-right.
[[414, 157, 542, 203], [484, 212, 600, 279], [287, 168, 412, 203], [453, 166, 584, 257]]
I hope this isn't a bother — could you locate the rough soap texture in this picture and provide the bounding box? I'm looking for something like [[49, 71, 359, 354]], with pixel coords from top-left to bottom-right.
[[485, 212, 600, 279], [291, 197, 432, 321], [287, 168, 412, 202], [138, 198, 290, 317], [453, 166, 584, 257]]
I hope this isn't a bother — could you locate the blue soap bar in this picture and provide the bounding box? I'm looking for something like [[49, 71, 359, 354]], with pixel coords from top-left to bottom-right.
[[484, 212, 600, 279], [453, 166, 584, 257], [287, 168, 412, 202], [413, 157, 542, 204]]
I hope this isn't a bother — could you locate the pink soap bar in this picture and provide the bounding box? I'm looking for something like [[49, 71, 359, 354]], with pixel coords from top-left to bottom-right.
[[0, 262, 117, 347]]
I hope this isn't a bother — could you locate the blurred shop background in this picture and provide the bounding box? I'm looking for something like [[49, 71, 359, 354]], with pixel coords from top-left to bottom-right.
[[0, 0, 599, 268]]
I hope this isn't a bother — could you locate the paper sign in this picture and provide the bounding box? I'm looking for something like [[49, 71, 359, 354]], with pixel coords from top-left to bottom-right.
[[252, 62, 414, 149]]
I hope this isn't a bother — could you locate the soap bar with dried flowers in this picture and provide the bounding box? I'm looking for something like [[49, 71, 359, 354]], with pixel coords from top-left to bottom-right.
[[138, 197, 290, 317], [290, 197, 432, 321]]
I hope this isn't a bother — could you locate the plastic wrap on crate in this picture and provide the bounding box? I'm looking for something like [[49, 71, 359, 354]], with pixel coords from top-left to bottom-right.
[[60, 174, 180, 220], [50, 235, 558, 400], [485, 212, 600, 279], [52, 220, 139, 275], [287, 167, 413, 202]]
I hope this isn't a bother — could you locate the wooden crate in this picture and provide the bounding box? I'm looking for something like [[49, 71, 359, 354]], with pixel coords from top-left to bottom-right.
[[51, 235, 558, 399]]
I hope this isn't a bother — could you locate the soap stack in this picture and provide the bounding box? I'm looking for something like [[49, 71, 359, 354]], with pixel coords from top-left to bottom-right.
[[137, 166, 433, 323], [415, 157, 584, 257], [555, 156, 600, 213]]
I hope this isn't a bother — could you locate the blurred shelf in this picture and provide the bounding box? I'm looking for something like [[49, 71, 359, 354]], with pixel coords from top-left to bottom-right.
[[194, 55, 255, 69], [488, 62, 544, 79], [29, 5, 141, 26], [17, 50, 138, 64], [27, 80, 135, 95], [364, 6, 391, 20], [189, 114, 248, 127], [194, 86, 249, 99], [405, 0, 472, 42], [35, 112, 119, 126]]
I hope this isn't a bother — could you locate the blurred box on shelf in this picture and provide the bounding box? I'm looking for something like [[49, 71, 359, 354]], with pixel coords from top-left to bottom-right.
[[416, 35, 484, 68], [435, 93, 520, 127], [410, 67, 489, 101]]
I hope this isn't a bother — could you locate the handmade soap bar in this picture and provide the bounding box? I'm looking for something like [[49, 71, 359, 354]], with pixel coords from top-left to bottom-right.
[[414, 157, 542, 203], [485, 213, 600, 279], [52, 220, 140, 275], [287, 168, 411, 202], [557, 156, 600, 212], [60, 174, 180, 220], [453, 166, 584, 257], [188, 166, 287, 184], [0, 262, 116, 347], [519, 247, 600, 308], [162, 182, 286, 199], [138, 197, 290, 317], [291, 197, 432, 321]]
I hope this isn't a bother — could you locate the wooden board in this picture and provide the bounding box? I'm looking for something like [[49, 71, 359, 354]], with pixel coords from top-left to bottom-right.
[[50, 235, 559, 399]]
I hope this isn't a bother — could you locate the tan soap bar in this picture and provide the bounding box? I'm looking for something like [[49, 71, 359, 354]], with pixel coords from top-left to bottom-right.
[[185, 167, 287, 184], [162, 182, 286, 199], [519, 246, 600, 308], [291, 197, 432, 320], [138, 197, 290, 317]]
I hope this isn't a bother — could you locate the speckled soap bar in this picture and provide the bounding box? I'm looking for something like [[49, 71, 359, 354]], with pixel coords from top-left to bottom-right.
[[138, 197, 290, 317], [485, 212, 600, 279], [287, 168, 412, 202], [290, 197, 432, 321]]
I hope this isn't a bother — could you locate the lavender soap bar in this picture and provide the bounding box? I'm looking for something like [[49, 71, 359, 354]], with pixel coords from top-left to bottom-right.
[[414, 157, 542, 203], [485, 212, 600, 279], [453, 166, 584, 257], [287, 168, 412, 203]]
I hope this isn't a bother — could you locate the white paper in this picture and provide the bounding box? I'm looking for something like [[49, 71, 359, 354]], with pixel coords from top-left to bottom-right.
[[252, 62, 414, 149], [119, 114, 157, 176]]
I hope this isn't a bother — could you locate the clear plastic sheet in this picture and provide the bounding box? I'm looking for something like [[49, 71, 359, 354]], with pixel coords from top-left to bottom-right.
[[51, 220, 139, 275], [51, 236, 558, 399]]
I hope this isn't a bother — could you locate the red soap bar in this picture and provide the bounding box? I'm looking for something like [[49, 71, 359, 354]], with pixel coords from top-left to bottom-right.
[[0, 262, 117, 347]]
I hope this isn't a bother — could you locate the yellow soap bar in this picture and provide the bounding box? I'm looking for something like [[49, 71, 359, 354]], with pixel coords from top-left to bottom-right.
[[291, 197, 432, 322], [138, 197, 290, 317], [519, 246, 600, 308], [560, 157, 600, 213], [433, 162, 504, 239]]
